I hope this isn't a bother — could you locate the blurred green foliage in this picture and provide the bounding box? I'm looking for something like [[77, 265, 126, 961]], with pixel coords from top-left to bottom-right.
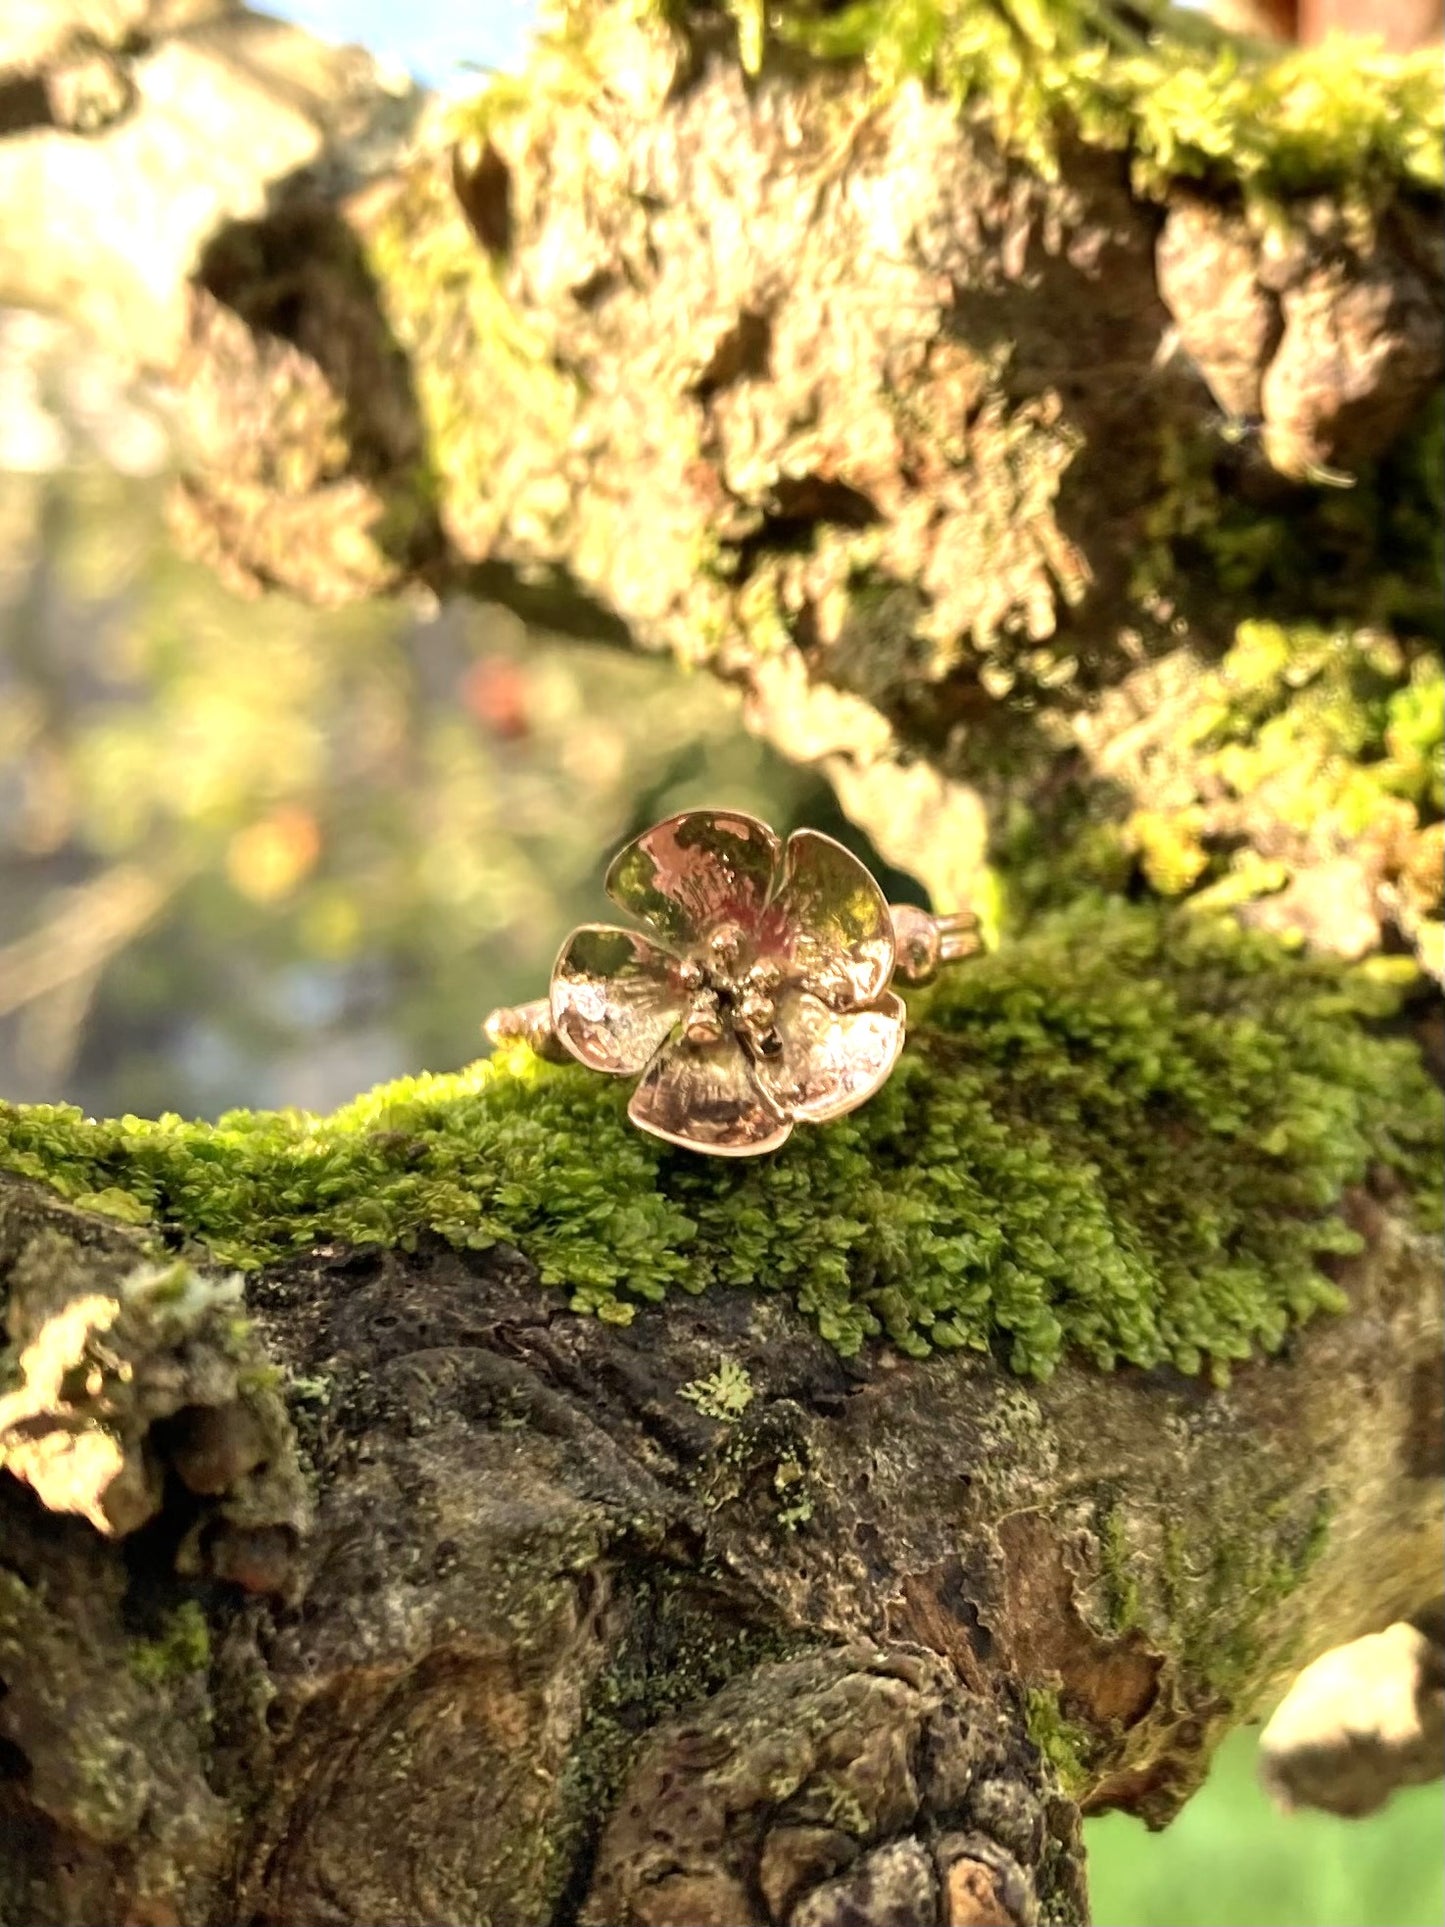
[[0, 463, 849, 1116], [1089, 1725, 1445, 1927]]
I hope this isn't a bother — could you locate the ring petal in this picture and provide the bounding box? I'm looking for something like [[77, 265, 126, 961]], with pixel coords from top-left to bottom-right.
[[606, 810, 782, 949], [551, 925, 685, 1075], [628, 1035, 792, 1155], [767, 829, 895, 1007], [751, 989, 905, 1123]]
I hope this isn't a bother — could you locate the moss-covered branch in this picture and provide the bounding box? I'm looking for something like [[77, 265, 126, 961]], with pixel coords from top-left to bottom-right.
[[2, 903, 1442, 1922], [1, 903, 1439, 1373]]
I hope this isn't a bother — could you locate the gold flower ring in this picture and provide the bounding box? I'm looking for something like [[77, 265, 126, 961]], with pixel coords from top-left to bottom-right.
[[483, 809, 978, 1157]]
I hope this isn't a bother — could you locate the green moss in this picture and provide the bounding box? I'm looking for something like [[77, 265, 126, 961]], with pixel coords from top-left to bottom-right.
[[127, 1600, 211, 1687], [1130, 808, 1212, 898], [654, 0, 1442, 201], [1160, 1496, 1332, 1700], [1147, 622, 1441, 937], [1024, 1685, 1093, 1799], [550, 1571, 816, 1901], [1088, 1487, 1331, 1739], [70, 1186, 158, 1228], [366, 160, 578, 557], [678, 1356, 756, 1422], [1189, 624, 1443, 827], [2, 904, 1437, 1382], [997, 595, 1444, 948], [1098, 1501, 1143, 1637], [1143, 397, 1445, 637], [772, 1453, 814, 1530]]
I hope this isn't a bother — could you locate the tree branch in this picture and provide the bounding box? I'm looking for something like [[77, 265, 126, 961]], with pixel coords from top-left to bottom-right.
[[0, 1150, 1439, 1924], [2, 7, 1442, 1923], [4, 1, 1441, 951]]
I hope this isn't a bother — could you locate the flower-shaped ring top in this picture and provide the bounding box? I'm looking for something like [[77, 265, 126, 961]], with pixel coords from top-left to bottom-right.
[[549, 810, 907, 1155]]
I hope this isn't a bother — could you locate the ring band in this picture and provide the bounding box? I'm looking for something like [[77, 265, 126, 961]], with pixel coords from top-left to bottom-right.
[[483, 810, 978, 1156]]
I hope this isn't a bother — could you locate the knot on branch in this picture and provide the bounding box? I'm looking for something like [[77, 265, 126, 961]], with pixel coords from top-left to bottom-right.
[[582, 1642, 1087, 1927], [1157, 194, 1444, 480], [1259, 1615, 1445, 1817], [170, 187, 442, 605], [0, 1185, 306, 1586]]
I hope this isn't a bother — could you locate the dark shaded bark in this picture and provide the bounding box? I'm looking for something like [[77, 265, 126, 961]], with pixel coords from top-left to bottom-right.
[[1, 1170, 1440, 1925]]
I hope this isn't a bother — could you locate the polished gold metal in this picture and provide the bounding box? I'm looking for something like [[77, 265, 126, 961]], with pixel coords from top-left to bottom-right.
[[484, 809, 979, 1157]]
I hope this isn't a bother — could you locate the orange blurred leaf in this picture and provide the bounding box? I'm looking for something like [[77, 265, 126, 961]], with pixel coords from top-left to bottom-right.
[[226, 807, 322, 904]]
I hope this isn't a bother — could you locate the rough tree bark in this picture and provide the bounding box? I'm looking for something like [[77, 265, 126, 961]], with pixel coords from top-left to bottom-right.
[[1, 1164, 1441, 1926], [1, 3, 1442, 1925]]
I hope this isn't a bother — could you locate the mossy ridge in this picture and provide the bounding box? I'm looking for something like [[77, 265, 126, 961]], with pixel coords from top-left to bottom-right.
[[1093, 1485, 1332, 1703], [996, 611, 1445, 952], [1159, 1494, 1334, 1703], [1023, 1685, 1093, 1799], [128, 1600, 212, 1688], [404, 1, 1440, 794], [1174, 621, 1443, 911], [654, 0, 1443, 201], [550, 1571, 818, 1907], [1037, 1488, 1337, 1822], [1188, 627, 1443, 830], [993, 382, 1445, 933], [1080, 1490, 1337, 1815], [2, 904, 1438, 1381], [366, 155, 580, 570]]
